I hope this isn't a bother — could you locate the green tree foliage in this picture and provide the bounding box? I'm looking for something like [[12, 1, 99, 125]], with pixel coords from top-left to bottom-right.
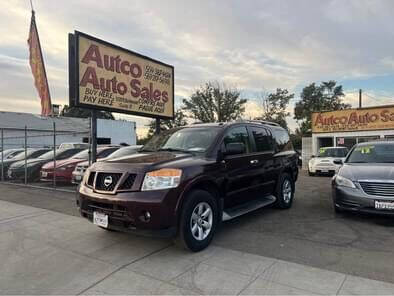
[[60, 105, 114, 120], [256, 88, 294, 130], [182, 82, 247, 122], [294, 81, 350, 135], [147, 109, 188, 136]]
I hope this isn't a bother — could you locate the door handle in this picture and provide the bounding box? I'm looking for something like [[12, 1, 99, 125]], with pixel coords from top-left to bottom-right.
[[250, 159, 259, 164]]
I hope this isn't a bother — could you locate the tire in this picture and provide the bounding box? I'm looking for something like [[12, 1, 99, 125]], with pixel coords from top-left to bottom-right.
[[308, 169, 315, 176], [176, 189, 218, 252], [274, 173, 294, 209], [334, 203, 343, 214]]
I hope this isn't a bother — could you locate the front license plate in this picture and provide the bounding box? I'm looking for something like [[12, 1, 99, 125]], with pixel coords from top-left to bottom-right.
[[321, 169, 329, 173], [375, 201, 394, 210], [42, 171, 48, 177], [75, 175, 82, 181], [93, 211, 108, 228]]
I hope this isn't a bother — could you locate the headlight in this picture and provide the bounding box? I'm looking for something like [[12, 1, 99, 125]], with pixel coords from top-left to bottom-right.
[[141, 168, 182, 191], [335, 175, 356, 188]]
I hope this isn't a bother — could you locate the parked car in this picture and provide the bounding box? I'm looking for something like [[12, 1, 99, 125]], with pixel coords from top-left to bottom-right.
[[308, 147, 349, 176], [1, 148, 51, 179], [58, 143, 89, 150], [40, 146, 120, 183], [332, 141, 394, 215], [77, 121, 298, 252], [8, 148, 85, 182], [0, 148, 25, 160], [71, 145, 142, 184]]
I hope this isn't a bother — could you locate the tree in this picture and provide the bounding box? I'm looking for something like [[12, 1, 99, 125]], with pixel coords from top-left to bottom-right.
[[256, 88, 294, 130], [147, 109, 188, 136], [294, 81, 350, 136], [182, 82, 247, 122], [60, 105, 114, 120]]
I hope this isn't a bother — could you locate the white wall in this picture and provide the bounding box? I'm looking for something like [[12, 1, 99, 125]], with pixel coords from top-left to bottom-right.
[[97, 119, 136, 145]]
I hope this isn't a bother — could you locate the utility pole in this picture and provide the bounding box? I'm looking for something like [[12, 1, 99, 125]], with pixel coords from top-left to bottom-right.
[[359, 89, 362, 108], [91, 110, 97, 163]]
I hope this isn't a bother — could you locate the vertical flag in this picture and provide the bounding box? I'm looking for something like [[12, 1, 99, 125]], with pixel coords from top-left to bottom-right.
[[27, 10, 52, 116]]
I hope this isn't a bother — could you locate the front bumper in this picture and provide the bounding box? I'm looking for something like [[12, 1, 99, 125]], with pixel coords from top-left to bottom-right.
[[40, 170, 71, 183], [77, 184, 178, 237], [332, 184, 394, 215]]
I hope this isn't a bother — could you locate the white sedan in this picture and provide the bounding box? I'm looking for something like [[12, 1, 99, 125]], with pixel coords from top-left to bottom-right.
[[308, 147, 349, 176]]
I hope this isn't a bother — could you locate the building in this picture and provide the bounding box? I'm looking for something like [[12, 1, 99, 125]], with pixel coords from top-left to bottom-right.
[[311, 105, 394, 155], [0, 111, 136, 150]]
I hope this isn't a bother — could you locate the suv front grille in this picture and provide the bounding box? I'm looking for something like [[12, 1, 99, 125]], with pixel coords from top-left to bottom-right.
[[360, 182, 394, 197], [118, 174, 136, 190], [87, 172, 96, 186], [95, 172, 122, 191]]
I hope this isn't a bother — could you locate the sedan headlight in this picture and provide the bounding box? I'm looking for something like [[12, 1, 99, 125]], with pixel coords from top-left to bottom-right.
[[142, 168, 182, 191], [335, 175, 356, 188]]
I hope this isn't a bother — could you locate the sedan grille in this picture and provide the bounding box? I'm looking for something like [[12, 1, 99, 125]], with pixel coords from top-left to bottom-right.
[[359, 182, 394, 197], [95, 172, 122, 192]]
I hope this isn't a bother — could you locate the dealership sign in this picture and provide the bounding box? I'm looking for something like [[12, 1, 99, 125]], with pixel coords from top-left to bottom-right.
[[69, 31, 174, 119], [312, 106, 394, 133]]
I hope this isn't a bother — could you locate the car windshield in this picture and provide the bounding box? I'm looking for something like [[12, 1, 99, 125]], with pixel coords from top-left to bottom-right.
[[346, 143, 394, 163], [141, 127, 220, 153], [8, 150, 34, 161], [318, 148, 348, 158], [38, 149, 64, 160], [107, 146, 140, 158], [71, 149, 89, 159]]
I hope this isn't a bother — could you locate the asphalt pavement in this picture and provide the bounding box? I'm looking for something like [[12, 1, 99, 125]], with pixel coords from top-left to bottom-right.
[[1, 171, 394, 287]]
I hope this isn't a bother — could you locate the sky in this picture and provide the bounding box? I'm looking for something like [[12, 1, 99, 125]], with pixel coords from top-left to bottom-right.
[[1, 0, 394, 137]]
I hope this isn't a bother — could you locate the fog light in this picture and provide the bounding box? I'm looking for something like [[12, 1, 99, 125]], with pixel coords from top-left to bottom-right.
[[139, 211, 151, 222]]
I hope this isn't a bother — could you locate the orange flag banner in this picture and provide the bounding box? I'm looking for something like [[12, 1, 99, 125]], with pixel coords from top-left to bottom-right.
[[27, 10, 52, 116]]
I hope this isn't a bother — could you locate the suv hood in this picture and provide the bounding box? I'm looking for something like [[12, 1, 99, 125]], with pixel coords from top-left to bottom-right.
[[339, 163, 394, 181], [91, 151, 193, 172]]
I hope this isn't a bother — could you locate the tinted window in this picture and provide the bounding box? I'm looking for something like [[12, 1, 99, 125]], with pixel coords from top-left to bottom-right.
[[250, 127, 272, 152], [272, 129, 292, 151], [319, 148, 348, 157], [347, 144, 394, 163], [223, 126, 251, 153], [99, 147, 119, 158], [58, 149, 83, 160]]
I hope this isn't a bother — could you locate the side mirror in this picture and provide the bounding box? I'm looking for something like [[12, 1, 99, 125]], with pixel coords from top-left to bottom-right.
[[333, 159, 343, 165], [311, 155, 315, 158], [224, 142, 246, 156]]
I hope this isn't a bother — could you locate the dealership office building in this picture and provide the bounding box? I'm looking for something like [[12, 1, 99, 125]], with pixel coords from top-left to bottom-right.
[[311, 105, 394, 155]]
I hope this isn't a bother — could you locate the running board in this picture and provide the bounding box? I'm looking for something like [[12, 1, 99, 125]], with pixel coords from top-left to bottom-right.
[[222, 195, 276, 221]]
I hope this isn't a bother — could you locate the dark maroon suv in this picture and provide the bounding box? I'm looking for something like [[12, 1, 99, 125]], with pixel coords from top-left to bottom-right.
[[77, 121, 298, 251]]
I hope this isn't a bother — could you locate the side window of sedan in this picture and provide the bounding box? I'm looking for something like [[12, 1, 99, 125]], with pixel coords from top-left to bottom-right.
[[223, 126, 251, 153]]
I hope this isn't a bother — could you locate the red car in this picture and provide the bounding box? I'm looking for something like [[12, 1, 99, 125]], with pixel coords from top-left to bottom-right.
[[40, 146, 119, 183]]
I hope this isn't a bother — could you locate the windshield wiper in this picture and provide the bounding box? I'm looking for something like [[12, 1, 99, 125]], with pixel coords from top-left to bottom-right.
[[158, 148, 191, 153]]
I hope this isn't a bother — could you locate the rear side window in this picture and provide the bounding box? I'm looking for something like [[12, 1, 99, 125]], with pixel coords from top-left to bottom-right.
[[250, 127, 272, 152], [273, 129, 293, 152], [223, 126, 251, 153]]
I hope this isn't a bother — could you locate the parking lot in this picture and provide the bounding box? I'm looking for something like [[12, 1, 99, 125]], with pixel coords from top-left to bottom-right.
[[1, 171, 394, 294]]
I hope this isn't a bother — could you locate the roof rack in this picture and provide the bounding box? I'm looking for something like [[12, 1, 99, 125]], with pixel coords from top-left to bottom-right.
[[236, 119, 280, 127]]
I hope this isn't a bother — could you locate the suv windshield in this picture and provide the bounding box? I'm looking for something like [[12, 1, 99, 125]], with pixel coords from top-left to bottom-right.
[[318, 148, 348, 157], [347, 143, 394, 163], [71, 149, 89, 159], [142, 127, 220, 153]]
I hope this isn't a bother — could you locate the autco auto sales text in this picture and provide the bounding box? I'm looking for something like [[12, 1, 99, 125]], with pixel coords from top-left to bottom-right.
[[79, 43, 171, 115]]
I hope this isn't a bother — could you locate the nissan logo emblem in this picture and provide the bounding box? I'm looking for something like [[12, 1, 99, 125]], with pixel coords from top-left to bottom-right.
[[103, 176, 113, 187]]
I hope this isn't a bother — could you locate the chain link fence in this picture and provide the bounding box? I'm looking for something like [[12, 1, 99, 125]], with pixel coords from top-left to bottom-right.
[[0, 124, 90, 192]]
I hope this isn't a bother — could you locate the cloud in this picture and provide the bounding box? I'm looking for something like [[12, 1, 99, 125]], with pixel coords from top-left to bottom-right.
[[1, 0, 394, 136]]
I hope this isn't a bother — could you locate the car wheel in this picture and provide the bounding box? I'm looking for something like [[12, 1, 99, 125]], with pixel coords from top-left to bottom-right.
[[176, 189, 218, 252], [334, 203, 343, 214], [308, 169, 315, 176], [274, 173, 294, 209]]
